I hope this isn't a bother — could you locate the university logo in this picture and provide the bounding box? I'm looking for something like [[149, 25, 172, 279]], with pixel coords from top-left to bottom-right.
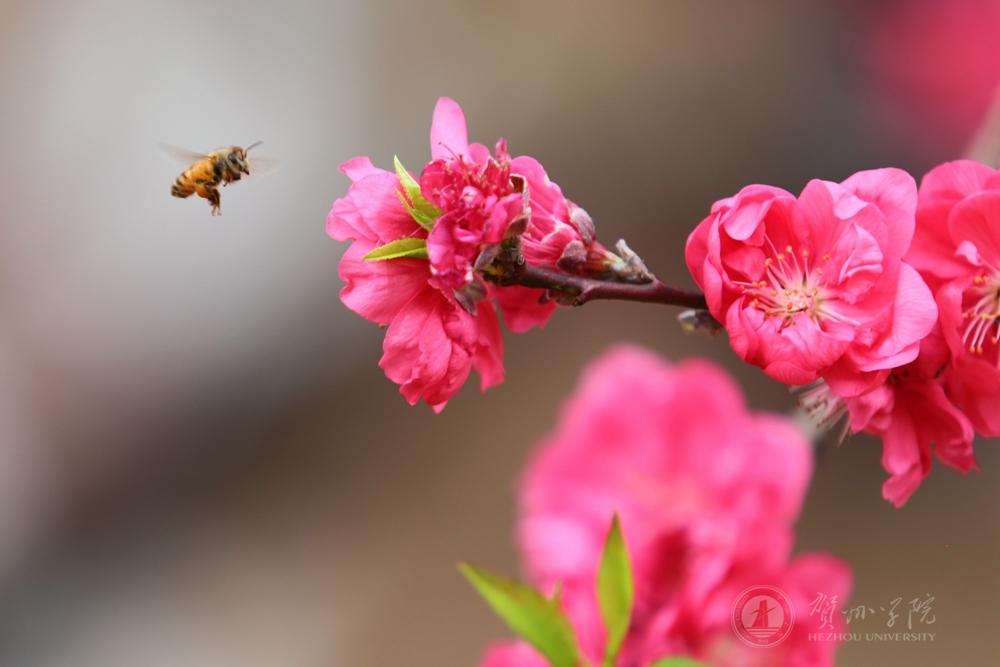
[[731, 585, 795, 648]]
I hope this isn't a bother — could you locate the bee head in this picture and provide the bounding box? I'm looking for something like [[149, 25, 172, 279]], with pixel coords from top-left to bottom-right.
[[231, 141, 262, 175], [228, 148, 250, 175]]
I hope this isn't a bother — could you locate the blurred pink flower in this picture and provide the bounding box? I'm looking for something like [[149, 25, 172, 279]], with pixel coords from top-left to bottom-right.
[[328, 156, 503, 411], [481, 346, 851, 667], [480, 641, 549, 667], [861, 0, 1000, 159], [686, 169, 937, 392], [908, 159, 1000, 437]]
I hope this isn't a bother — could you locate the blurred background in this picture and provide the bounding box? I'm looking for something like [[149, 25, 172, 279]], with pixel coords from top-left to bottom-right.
[[0, 0, 997, 664]]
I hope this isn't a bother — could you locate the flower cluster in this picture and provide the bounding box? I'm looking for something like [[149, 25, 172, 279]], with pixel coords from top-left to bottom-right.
[[328, 98, 617, 410], [330, 100, 992, 505], [686, 162, 998, 505], [479, 346, 852, 667]]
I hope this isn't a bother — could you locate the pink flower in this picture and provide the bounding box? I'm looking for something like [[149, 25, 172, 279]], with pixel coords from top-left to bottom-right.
[[686, 169, 937, 392], [483, 346, 851, 667], [674, 555, 852, 667], [788, 162, 997, 506], [328, 156, 503, 411], [328, 97, 610, 408], [907, 159, 1000, 437], [861, 0, 1000, 159], [328, 98, 620, 408], [804, 329, 977, 507], [421, 98, 617, 329], [421, 136, 526, 293], [505, 155, 617, 278]]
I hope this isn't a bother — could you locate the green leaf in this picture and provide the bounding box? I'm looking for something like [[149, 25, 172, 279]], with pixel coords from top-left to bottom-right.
[[597, 515, 634, 667], [647, 659, 711, 667], [459, 563, 580, 667], [362, 237, 428, 261], [394, 155, 441, 231]]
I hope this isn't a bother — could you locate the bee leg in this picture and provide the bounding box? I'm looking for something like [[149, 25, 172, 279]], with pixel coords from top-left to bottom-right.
[[196, 183, 222, 215], [207, 187, 222, 215]]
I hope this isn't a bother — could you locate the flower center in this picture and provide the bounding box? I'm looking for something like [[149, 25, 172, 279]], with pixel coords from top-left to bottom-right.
[[962, 269, 1000, 359], [735, 239, 856, 329]]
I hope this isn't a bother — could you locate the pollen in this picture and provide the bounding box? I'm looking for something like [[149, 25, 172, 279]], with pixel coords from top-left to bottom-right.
[[961, 271, 1000, 359], [733, 236, 857, 329]]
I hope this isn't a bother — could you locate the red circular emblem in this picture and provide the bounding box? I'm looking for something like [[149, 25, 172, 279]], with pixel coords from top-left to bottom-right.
[[731, 585, 795, 648]]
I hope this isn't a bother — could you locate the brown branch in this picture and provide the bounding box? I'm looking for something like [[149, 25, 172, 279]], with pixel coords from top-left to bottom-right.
[[492, 261, 708, 309]]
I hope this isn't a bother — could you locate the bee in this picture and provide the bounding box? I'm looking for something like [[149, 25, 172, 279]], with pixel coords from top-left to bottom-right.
[[166, 142, 264, 215]]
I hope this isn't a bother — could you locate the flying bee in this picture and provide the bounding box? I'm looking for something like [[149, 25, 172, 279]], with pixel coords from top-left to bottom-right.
[[166, 142, 268, 215]]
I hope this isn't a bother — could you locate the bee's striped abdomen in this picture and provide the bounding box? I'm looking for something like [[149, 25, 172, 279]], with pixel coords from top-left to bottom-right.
[[171, 171, 196, 198], [171, 158, 219, 199]]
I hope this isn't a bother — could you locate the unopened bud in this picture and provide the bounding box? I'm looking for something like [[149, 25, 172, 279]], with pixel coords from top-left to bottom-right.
[[568, 203, 596, 246]]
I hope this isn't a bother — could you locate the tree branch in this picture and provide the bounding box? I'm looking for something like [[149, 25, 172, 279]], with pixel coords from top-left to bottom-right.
[[492, 261, 708, 309]]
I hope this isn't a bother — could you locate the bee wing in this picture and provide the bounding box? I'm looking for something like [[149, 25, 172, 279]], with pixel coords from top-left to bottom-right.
[[159, 142, 211, 165], [247, 156, 279, 177]]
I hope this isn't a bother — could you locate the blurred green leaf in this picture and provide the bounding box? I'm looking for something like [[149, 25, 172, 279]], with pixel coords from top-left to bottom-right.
[[597, 515, 634, 667], [394, 155, 441, 230], [648, 659, 711, 667], [459, 563, 581, 667], [362, 237, 428, 261]]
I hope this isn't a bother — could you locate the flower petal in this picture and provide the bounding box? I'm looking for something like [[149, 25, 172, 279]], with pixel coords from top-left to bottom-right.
[[338, 241, 430, 325], [492, 285, 557, 333], [430, 96, 470, 160], [857, 262, 937, 371], [947, 189, 1000, 268], [839, 167, 917, 260], [328, 167, 421, 244]]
